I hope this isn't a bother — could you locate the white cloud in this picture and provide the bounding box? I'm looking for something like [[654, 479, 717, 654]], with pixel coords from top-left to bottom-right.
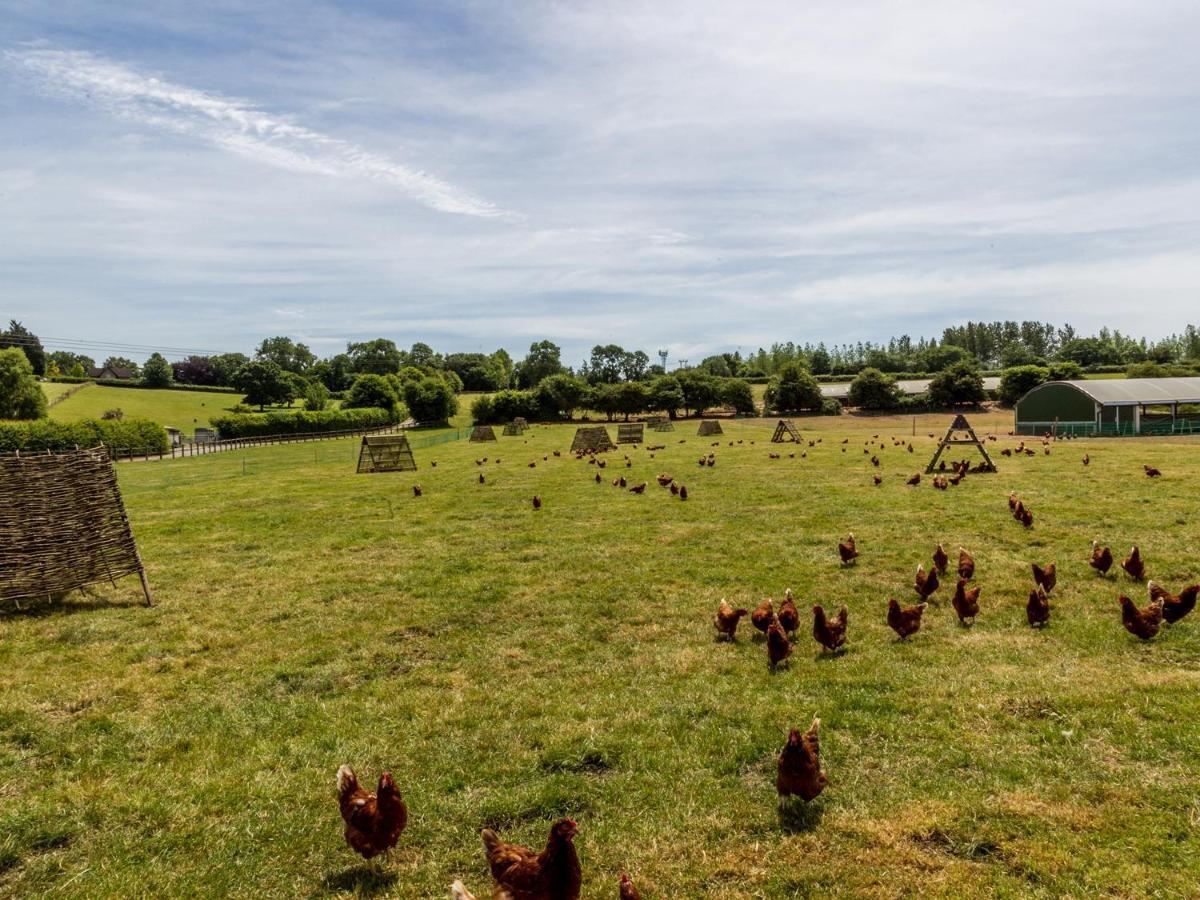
[[5, 48, 507, 219]]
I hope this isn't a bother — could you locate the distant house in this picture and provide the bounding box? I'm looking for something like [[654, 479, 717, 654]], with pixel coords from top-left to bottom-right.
[[88, 366, 137, 380]]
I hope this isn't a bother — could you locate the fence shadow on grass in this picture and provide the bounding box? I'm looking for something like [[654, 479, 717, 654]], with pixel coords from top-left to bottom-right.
[[316, 865, 398, 896]]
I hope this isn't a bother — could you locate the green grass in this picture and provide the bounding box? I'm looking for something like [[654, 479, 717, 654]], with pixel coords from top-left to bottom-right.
[[47, 385, 299, 439], [3, 412, 1200, 897], [38, 382, 78, 405]]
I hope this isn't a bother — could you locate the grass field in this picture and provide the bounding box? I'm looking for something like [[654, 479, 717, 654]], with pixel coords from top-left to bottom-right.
[[38, 382, 78, 405], [3, 412, 1200, 897], [46, 385, 302, 438]]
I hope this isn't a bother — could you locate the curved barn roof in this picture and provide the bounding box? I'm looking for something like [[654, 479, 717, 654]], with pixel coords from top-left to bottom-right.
[[1038, 377, 1200, 405]]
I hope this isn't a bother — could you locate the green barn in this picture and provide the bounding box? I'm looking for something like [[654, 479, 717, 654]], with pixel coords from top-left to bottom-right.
[[1014, 377, 1200, 436]]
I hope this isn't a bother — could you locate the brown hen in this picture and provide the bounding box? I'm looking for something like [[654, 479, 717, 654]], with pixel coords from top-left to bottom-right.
[[1120, 595, 1163, 640], [714, 599, 749, 640], [776, 716, 827, 805], [481, 819, 581, 900], [336, 765, 407, 861], [812, 604, 848, 652], [887, 598, 926, 639], [1149, 582, 1199, 624]]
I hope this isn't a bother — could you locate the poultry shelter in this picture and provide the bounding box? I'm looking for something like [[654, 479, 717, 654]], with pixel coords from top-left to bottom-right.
[[0, 446, 152, 609], [1015, 377, 1200, 436]]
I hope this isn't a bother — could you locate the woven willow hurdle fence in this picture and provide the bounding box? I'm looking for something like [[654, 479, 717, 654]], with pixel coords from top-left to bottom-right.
[[0, 446, 151, 610]]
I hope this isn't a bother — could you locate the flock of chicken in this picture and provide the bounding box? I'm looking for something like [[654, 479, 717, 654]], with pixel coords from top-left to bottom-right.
[[715, 533, 1197, 661], [382, 423, 1188, 898]]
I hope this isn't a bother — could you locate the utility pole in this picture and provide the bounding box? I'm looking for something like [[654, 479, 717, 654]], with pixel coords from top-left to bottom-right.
[[657, 349, 668, 371]]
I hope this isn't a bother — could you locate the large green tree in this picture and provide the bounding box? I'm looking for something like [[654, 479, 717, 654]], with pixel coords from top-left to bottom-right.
[[998, 365, 1049, 405], [765, 363, 822, 413], [256, 336, 315, 373], [343, 373, 400, 412], [0, 321, 45, 375], [233, 360, 291, 410], [534, 374, 589, 419], [516, 340, 566, 388], [141, 352, 174, 388], [847, 368, 902, 410], [403, 376, 458, 424], [0, 346, 48, 419], [648, 376, 685, 419], [209, 353, 249, 386], [48, 350, 95, 374], [927, 361, 987, 407], [347, 339, 404, 375]]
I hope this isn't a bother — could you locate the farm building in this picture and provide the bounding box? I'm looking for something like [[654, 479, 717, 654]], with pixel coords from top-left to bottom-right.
[[1014, 377, 1200, 436]]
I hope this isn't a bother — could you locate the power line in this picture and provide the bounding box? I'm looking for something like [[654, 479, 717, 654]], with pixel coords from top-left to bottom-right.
[[0, 332, 241, 360]]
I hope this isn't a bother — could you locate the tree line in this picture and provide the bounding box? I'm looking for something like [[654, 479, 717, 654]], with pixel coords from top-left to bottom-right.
[[4, 319, 1199, 425]]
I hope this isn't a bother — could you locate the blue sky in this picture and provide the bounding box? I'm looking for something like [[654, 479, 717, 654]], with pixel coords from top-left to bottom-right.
[[2, 1, 1199, 367]]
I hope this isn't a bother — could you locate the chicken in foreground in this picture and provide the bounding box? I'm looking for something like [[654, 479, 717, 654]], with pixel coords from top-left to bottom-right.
[[812, 604, 848, 652], [951, 579, 980, 625], [481, 819, 581, 900], [1149, 581, 1200, 624], [336, 765, 408, 862], [838, 533, 858, 564], [1121, 546, 1145, 580], [1120, 595, 1164, 640], [1026, 586, 1050, 627], [450, 881, 478, 900], [776, 717, 827, 805], [887, 598, 926, 639], [1090, 540, 1114, 575], [714, 599, 749, 640]]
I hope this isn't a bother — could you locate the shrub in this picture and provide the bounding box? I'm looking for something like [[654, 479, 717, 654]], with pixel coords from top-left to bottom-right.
[[765, 363, 822, 413], [534, 374, 589, 419], [722, 378, 757, 415], [0, 347, 48, 420], [303, 381, 330, 411], [0, 418, 168, 455], [1047, 361, 1085, 381], [209, 407, 396, 438], [896, 393, 932, 412], [470, 394, 495, 424], [847, 367, 902, 410], [472, 390, 542, 424], [819, 397, 843, 416], [101, 408, 125, 421], [403, 376, 458, 424], [344, 374, 400, 413], [927, 362, 986, 407], [998, 365, 1049, 405]]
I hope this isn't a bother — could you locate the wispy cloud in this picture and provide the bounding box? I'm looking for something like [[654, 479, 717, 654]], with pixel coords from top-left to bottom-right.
[[5, 47, 506, 219]]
